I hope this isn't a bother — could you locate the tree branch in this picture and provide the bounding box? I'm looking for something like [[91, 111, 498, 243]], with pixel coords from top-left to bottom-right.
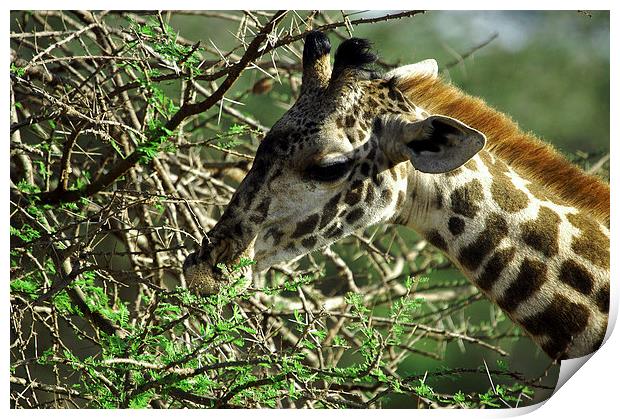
[[35, 11, 286, 206]]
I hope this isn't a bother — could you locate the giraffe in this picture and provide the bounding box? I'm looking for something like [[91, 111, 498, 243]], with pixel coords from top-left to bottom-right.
[[183, 32, 610, 360]]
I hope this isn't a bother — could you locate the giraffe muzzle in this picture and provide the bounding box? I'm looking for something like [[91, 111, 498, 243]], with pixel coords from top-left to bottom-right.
[[182, 236, 254, 295], [183, 249, 223, 295]]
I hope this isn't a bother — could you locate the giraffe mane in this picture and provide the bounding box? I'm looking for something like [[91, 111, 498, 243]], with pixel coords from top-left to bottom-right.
[[396, 74, 610, 223]]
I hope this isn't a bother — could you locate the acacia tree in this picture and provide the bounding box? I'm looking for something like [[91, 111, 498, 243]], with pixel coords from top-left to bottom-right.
[[11, 10, 594, 408]]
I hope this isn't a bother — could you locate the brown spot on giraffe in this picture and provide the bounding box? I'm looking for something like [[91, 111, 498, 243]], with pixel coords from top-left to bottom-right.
[[367, 96, 381, 109], [450, 179, 483, 218], [498, 258, 548, 313], [345, 208, 365, 224], [292, 213, 320, 238], [595, 283, 609, 314], [490, 175, 529, 213], [387, 88, 398, 102], [301, 236, 317, 249], [250, 198, 272, 224], [326, 223, 343, 239], [479, 150, 508, 173], [284, 242, 298, 254], [249, 214, 265, 224], [397, 163, 408, 179], [344, 180, 364, 206], [345, 114, 355, 128], [477, 150, 495, 172], [356, 128, 367, 142], [558, 259, 594, 296], [459, 213, 508, 271], [320, 193, 341, 229], [567, 213, 609, 270], [381, 188, 392, 203], [364, 182, 375, 204], [520, 206, 561, 257], [366, 145, 376, 161], [521, 295, 590, 359], [360, 161, 371, 177], [426, 230, 448, 252], [481, 151, 529, 213], [448, 216, 465, 236], [434, 189, 444, 209], [389, 166, 398, 181], [265, 227, 284, 246], [476, 247, 517, 292]]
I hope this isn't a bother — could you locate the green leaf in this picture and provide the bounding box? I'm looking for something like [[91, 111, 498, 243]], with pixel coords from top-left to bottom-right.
[[10, 63, 26, 77], [10, 278, 40, 299], [453, 390, 466, 403], [10, 223, 41, 243], [16, 179, 40, 194], [232, 257, 256, 270], [237, 324, 257, 335]]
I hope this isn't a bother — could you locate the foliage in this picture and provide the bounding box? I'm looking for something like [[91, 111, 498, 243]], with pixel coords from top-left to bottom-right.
[[9, 10, 608, 409]]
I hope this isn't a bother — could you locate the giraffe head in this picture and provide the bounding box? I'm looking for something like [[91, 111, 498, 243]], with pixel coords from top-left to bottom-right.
[[183, 32, 486, 294]]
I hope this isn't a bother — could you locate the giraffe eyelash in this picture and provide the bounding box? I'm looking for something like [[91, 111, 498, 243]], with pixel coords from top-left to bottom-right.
[[306, 158, 353, 182]]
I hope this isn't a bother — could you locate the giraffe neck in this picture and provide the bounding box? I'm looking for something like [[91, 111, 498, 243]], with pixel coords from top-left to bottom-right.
[[398, 151, 609, 359]]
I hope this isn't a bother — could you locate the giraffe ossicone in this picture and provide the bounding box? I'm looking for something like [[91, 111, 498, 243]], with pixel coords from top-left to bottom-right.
[[183, 32, 609, 360]]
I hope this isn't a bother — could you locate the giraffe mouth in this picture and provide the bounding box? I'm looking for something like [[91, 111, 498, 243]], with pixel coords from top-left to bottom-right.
[[182, 250, 224, 295], [182, 237, 255, 295]]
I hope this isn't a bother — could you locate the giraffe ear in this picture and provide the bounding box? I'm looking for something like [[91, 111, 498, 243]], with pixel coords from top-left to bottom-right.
[[379, 115, 486, 174], [384, 59, 438, 81]]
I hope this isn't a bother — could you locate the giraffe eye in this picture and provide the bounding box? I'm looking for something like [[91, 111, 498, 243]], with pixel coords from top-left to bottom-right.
[[306, 158, 352, 182]]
